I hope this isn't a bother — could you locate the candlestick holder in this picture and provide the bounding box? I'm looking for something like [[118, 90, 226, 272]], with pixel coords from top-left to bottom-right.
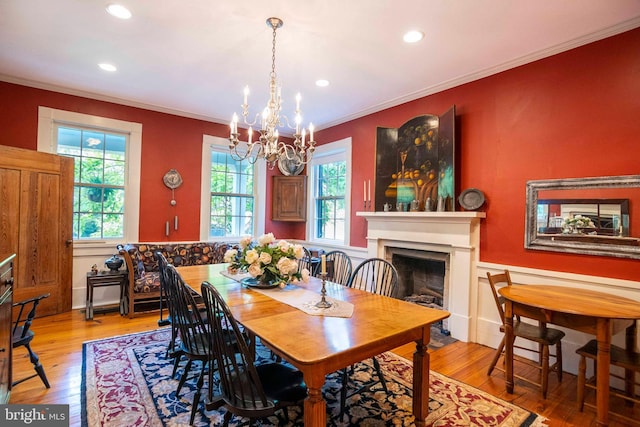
[[315, 273, 332, 309]]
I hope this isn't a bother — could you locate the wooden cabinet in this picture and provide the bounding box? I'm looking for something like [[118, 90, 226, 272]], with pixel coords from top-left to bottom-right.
[[0, 145, 73, 316], [0, 254, 15, 404], [272, 176, 307, 222]]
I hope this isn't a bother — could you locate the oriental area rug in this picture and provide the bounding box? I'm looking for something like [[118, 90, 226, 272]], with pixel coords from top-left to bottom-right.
[[82, 329, 546, 427]]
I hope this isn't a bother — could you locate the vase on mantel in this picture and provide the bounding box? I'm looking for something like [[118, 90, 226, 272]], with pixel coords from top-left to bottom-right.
[[396, 150, 417, 207]]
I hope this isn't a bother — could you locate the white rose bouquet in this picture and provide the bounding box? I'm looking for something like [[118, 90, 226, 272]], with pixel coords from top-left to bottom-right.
[[561, 214, 596, 234], [224, 233, 310, 287]]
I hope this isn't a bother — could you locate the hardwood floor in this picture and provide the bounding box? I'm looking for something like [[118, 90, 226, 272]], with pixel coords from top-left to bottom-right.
[[9, 309, 639, 426]]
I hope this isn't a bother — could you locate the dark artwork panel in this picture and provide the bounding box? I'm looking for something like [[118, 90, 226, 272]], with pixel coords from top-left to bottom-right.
[[438, 105, 455, 211], [374, 127, 398, 212], [374, 106, 456, 212]]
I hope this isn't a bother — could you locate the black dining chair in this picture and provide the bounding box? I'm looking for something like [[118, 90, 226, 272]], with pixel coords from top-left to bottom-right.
[[156, 252, 180, 361], [298, 247, 313, 275], [201, 280, 308, 426], [164, 264, 210, 425], [12, 293, 51, 388], [321, 250, 352, 285], [339, 257, 398, 420]]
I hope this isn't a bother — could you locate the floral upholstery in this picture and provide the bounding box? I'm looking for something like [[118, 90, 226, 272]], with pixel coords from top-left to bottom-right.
[[117, 241, 236, 318]]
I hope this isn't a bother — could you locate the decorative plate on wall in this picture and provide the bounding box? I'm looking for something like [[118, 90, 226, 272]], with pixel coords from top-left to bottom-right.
[[458, 188, 485, 211], [278, 153, 305, 176]]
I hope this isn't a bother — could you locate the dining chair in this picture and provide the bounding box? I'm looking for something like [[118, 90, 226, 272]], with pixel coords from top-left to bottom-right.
[[164, 264, 210, 425], [348, 257, 398, 296], [576, 334, 640, 417], [156, 252, 179, 362], [486, 270, 565, 398], [298, 247, 313, 275], [339, 257, 398, 420], [11, 293, 51, 388], [200, 281, 308, 426], [321, 250, 352, 285]]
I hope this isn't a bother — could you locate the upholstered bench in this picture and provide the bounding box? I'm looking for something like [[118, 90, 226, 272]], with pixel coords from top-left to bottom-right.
[[117, 241, 234, 318]]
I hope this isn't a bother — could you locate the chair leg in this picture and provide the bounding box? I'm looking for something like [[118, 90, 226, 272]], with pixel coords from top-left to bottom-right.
[[372, 356, 387, 393], [487, 336, 505, 376], [176, 360, 193, 397], [223, 410, 232, 427], [556, 341, 563, 382], [172, 352, 183, 378], [339, 368, 348, 421], [189, 362, 206, 425], [25, 343, 50, 388], [577, 354, 586, 411], [541, 344, 550, 399]]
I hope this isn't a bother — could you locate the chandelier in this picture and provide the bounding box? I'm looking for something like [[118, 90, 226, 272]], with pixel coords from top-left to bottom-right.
[[229, 17, 316, 169]]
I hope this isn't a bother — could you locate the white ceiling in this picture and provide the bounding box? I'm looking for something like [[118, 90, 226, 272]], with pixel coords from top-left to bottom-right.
[[1, 0, 640, 131]]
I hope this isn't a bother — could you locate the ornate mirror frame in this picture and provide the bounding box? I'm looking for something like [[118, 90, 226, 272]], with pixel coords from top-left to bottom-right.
[[525, 175, 640, 259]]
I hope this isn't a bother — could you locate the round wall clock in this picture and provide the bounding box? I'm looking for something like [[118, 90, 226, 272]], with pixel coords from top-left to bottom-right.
[[163, 169, 183, 206]]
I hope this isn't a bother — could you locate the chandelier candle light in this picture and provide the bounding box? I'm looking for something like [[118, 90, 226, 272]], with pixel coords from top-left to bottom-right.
[[229, 17, 317, 169]]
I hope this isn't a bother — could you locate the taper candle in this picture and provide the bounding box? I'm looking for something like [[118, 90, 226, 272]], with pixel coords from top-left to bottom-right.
[[363, 181, 366, 202], [165, 221, 169, 236], [321, 254, 326, 275], [368, 180, 371, 202]]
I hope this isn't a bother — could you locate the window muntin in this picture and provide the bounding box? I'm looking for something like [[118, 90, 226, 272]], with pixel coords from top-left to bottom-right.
[[208, 148, 255, 238], [57, 126, 127, 239]]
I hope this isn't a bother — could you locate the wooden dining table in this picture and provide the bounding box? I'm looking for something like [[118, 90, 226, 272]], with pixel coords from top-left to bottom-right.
[[499, 284, 640, 427], [177, 263, 450, 426]]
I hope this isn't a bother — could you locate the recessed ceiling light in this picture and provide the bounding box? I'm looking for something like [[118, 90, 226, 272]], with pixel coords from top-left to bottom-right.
[[98, 63, 117, 72], [403, 30, 424, 43], [315, 79, 329, 87], [106, 4, 132, 20]]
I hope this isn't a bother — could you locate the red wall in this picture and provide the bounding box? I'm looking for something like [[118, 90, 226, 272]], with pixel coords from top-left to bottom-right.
[[316, 28, 640, 281], [1, 28, 640, 280]]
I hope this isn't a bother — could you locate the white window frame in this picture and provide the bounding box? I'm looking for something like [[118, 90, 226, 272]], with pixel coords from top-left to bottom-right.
[[36, 106, 141, 245], [200, 135, 266, 240], [306, 137, 352, 246]]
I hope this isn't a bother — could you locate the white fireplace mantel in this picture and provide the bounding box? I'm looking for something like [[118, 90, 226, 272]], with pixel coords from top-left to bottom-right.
[[357, 211, 486, 342]]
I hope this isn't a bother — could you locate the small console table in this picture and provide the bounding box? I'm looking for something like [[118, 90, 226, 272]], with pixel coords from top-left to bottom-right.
[[85, 270, 128, 320]]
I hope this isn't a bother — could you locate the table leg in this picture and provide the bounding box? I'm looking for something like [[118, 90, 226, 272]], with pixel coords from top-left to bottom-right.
[[625, 321, 637, 405], [86, 281, 93, 320], [595, 318, 611, 426], [413, 326, 431, 427], [302, 370, 326, 427], [504, 300, 515, 394]]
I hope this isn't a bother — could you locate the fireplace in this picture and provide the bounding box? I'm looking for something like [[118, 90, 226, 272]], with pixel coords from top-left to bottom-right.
[[357, 211, 485, 342], [388, 248, 450, 332]]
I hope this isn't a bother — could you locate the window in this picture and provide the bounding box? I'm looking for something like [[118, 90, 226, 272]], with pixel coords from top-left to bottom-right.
[[57, 127, 127, 239], [307, 137, 351, 245], [200, 135, 266, 240], [209, 150, 254, 237], [37, 107, 141, 243]]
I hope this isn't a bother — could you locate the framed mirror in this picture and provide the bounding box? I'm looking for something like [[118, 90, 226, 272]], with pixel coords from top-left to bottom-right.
[[525, 175, 640, 259]]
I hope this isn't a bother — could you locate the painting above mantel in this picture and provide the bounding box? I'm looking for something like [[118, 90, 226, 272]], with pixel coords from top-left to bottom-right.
[[374, 106, 456, 213]]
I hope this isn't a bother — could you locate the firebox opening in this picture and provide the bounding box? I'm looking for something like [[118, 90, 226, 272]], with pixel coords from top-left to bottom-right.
[[389, 248, 450, 334]]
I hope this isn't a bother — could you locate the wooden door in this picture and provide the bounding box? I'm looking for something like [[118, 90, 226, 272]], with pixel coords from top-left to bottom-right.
[[0, 145, 73, 316]]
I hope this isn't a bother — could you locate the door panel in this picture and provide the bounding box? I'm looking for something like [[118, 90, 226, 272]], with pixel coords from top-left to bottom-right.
[[0, 145, 73, 316]]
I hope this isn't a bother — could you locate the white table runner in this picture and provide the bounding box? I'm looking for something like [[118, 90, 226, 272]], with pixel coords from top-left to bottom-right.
[[220, 270, 354, 318]]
